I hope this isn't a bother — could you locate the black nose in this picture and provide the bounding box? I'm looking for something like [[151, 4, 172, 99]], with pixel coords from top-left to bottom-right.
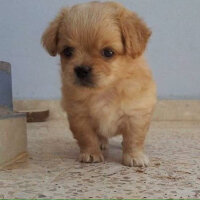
[[74, 66, 92, 79]]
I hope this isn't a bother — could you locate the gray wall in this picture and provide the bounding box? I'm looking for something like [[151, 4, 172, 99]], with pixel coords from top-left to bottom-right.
[[0, 0, 200, 99]]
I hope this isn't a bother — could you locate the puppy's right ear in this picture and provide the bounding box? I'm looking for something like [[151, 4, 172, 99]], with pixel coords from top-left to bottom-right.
[[41, 8, 67, 56]]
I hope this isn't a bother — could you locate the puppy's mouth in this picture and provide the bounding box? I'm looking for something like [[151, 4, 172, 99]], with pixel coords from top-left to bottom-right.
[[74, 77, 95, 87]]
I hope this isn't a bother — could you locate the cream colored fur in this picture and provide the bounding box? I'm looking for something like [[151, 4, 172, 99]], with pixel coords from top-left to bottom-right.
[[42, 1, 157, 167]]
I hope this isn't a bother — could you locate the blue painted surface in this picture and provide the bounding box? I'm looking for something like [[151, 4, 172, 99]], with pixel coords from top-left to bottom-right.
[[0, 62, 13, 109], [0, 0, 200, 99], [0, 61, 26, 119]]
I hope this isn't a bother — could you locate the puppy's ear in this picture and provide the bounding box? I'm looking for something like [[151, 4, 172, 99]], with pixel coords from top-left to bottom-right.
[[106, 2, 151, 58], [41, 8, 67, 56], [119, 10, 151, 58]]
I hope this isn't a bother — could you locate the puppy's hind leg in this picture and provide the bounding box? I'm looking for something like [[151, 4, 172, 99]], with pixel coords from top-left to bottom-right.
[[69, 116, 104, 163], [98, 135, 109, 150]]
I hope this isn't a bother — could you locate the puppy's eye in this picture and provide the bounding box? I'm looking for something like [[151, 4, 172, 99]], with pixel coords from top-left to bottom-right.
[[62, 47, 74, 57], [102, 48, 115, 58]]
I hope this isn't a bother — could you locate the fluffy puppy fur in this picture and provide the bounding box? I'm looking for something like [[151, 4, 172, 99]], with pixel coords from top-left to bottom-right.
[[42, 1, 157, 167]]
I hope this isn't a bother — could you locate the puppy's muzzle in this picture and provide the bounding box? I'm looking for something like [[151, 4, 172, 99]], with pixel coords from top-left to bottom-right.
[[74, 66, 91, 79], [74, 66, 93, 86]]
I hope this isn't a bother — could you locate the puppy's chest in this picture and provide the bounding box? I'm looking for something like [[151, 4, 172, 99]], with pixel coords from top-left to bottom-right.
[[90, 90, 131, 137]]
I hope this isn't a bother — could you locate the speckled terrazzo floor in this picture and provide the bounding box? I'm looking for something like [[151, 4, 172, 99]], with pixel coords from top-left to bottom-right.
[[0, 120, 200, 199]]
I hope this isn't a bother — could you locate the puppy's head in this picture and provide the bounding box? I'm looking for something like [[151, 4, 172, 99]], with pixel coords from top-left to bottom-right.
[[42, 1, 151, 88]]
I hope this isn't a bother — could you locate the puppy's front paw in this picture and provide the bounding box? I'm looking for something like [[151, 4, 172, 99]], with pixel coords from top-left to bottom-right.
[[122, 152, 149, 167], [79, 152, 104, 163]]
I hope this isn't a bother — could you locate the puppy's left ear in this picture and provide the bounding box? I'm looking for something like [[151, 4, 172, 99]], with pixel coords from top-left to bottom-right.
[[41, 8, 67, 56], [118, 9, 152, 58]]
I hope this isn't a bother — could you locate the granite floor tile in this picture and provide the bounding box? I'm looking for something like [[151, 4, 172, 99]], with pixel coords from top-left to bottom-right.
[[0, 120, 200, 199]]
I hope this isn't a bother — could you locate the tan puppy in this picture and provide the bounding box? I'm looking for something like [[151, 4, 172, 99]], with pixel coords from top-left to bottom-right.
[[42, 1, 157, 167]]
